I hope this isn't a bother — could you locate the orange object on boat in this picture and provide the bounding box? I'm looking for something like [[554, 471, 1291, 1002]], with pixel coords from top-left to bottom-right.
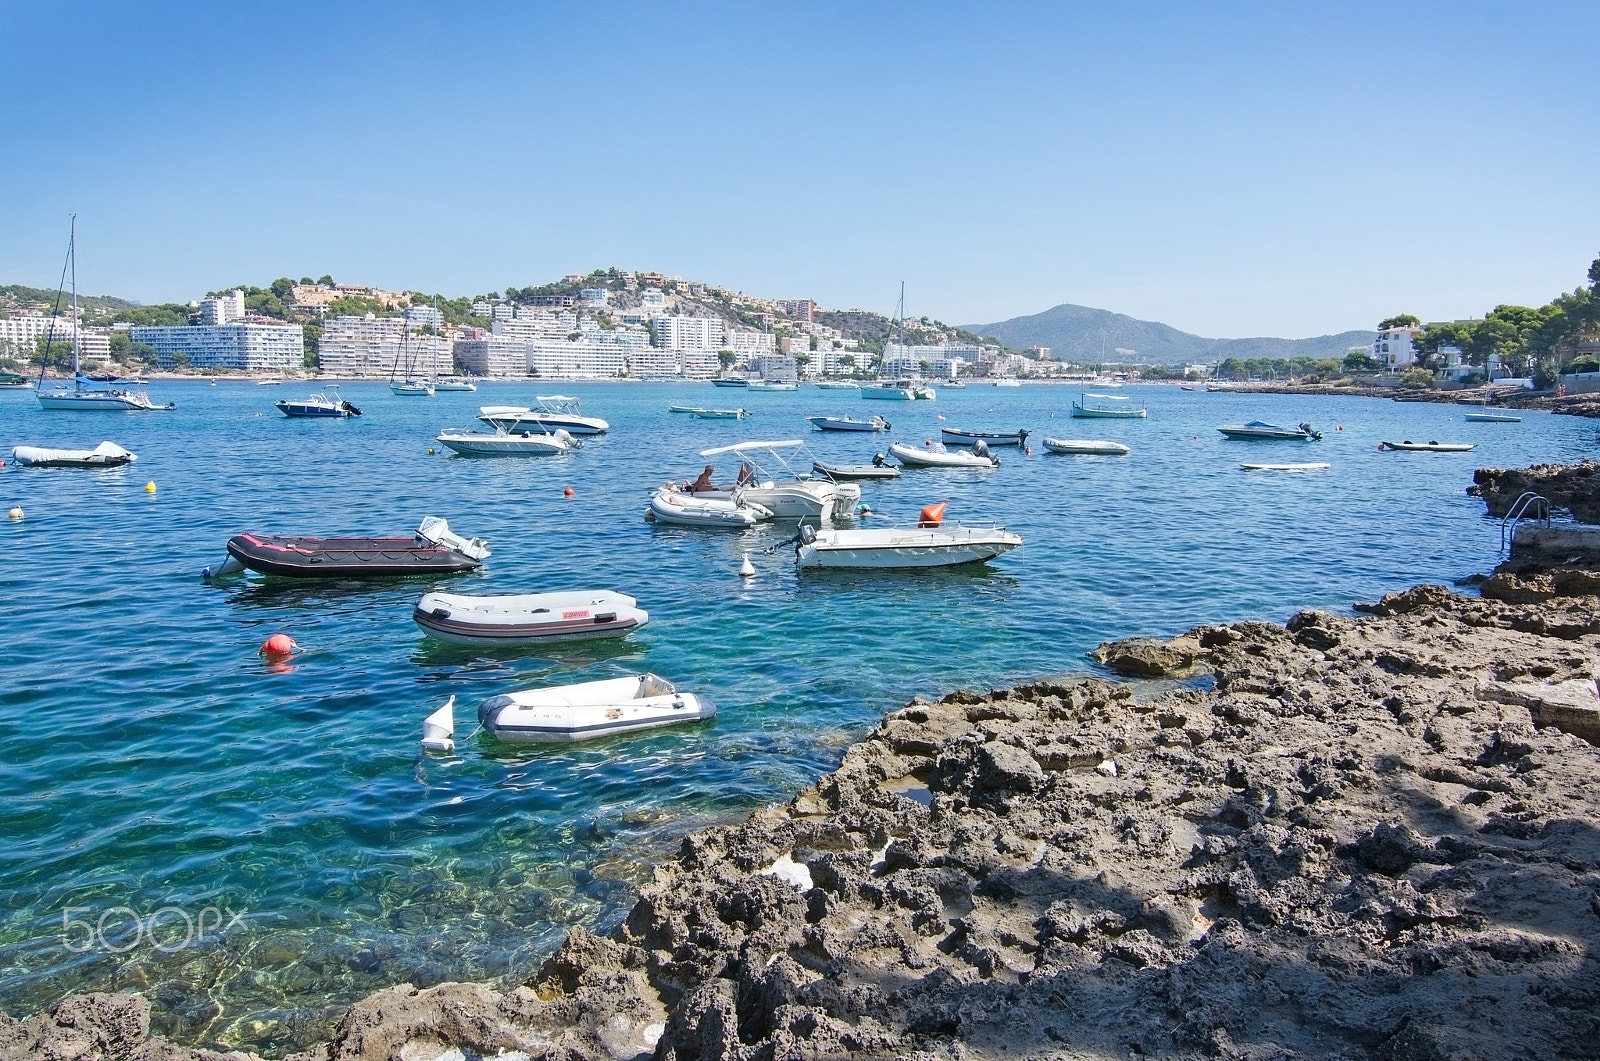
[[918, 501, 947, 528]]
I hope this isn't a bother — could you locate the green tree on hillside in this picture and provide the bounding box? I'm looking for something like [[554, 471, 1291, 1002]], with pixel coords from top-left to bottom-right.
[[1378, 314, 1421, 330]]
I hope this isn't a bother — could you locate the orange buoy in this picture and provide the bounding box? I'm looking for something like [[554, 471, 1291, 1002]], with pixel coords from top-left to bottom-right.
[[1337, 425, 1344, 431], [260, 633, 298, 658], [918, 501, 947, 528], [563, 486, 574, 498]]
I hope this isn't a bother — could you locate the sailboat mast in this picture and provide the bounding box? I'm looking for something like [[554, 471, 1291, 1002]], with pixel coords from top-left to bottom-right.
[[69, 215, 80, 377]]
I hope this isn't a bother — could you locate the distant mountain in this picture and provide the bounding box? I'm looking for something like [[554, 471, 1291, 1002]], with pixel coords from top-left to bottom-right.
[[966, 303, 1374, 366]]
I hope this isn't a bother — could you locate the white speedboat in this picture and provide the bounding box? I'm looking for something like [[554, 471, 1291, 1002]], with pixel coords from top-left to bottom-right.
[[813, 380, 860, 390], [1463, 411, 1521, 423], [646, 487, 772, 528], [433, 376, 478, 392], [413, 589, 648, 646], [1041, 438, 1130, 456], [1218, 420, 1322, 441], [711, 377, 750, 388], [10, 440, 137, 467], [746, 380, 798, 391], [436, 423, 577, 456], [478, 395, 609, 435], [807, 415, 889, 432], [1379, 440, 1475, 452], [793, 523, 1022, 570], [887, 440, 999, 469], [861, 381, 916, 400], [1241, 462, 1330, 471], [255, 378, 283, 386], [698, 439, 861, 520], [940, 427, 1029, 447], [993, 378, 1022, 387], [1071, 393, 1147, 418], [692, 408, 748, 419], [277, 386, 361, 418], [477, 673, 715, 743]]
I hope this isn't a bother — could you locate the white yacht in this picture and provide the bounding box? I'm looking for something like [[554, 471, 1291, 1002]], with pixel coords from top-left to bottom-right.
[[478, 395, 609, 435]]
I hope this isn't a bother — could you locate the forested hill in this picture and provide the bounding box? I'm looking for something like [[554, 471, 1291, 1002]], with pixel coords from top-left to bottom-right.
[[968, 303, 1373, 364]]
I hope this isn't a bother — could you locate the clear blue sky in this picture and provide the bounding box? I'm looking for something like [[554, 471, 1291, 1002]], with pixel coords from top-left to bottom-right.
[[3, 0, 1595, 338]]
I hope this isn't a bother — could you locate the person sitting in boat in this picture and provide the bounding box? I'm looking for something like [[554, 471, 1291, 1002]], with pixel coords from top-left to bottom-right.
[[690, 464, 716, 493], [737, 462, 755, 486]]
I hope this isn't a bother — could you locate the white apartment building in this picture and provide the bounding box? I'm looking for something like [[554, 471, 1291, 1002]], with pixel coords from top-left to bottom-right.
[[579, 288, 610, 307], [404, 303, 444, 328], [640, 289, 666, 311], [453, 335, 530, 377], [1374, 325, 1420, 370], [776, 299, 816, 322], [200, 289, 246, 325], [0, 314, 80, 356], [527, 326, 650, 378], [651, 315, 725, 351], [884, 343, 978, 379], [680, 350, 722, 379], [726, 329, 776, 357], [316, 315, 451, 376], [130, 322, 305, 372], [748, 354, 798, 382], [493, 308, 577, 342]]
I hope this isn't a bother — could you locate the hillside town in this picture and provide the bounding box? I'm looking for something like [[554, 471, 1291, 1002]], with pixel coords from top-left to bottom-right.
[[0, 270, 1051, 382]]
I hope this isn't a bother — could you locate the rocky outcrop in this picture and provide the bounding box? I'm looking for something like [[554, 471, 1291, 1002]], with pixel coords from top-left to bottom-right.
[[13, 590, 1600, 1061], [1469, 459, 1600, 520]]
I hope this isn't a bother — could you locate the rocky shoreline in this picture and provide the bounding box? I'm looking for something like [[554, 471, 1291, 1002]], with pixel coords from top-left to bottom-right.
[[11, 465, 1600, 1061]]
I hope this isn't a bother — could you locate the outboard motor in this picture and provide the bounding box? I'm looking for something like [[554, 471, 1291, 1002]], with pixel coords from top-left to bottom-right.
[[871, 452, 887, 467]]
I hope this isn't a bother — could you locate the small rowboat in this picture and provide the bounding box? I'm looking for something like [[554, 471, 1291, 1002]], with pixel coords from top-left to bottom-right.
[[1379, 441, 1475, 452], [812, 457, 901, 480], [1240, 462, 1330, 472], [10, 441, 137, 467], [413, 589, 648, 646], [693, 408, 748, 419], [477, 673, 715, 743], [1463, 411, 1521, 423], [224, 517, 489, 577], [1041, 438, 1129, 456]]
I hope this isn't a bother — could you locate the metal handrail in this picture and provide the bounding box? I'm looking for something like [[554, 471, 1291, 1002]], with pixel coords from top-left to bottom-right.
[[1500, 491, 1550, 554]]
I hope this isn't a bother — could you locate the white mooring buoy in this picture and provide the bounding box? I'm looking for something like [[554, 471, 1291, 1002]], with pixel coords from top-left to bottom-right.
[[738, 552, 756, 577], [422, 696, 456, 755]]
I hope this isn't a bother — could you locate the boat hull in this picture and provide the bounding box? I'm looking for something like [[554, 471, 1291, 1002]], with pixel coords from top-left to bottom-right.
[[479, 673, 714, 742], [796, 526, 1022, 569], [1379, 441, 1475, 452], [812, 459, 901, 480], [413, 590, 647, 646], [647, 489, 770, 527], [436, 429, 571, 455], [10, 441, 136, 467], [1071, 404, 1147, 419], [1463, 413, 1521, 423], [807, 416, 886, 432], [36, 389, 172, 411], [1041, 438, 1130, 455], [1241, 462, 1330, 471], [861, 386, 915, 400], [1218, 421, 1320, 441], [940, 428, 1027, 446], [226, 532, 484, 577]]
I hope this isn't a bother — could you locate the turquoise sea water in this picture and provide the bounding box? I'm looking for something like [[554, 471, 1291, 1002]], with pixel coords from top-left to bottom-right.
[[0, 380, 1591, 1052]]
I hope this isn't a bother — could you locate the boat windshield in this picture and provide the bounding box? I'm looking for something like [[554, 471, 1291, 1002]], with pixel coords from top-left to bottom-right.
[[535, 395, 581, 411]]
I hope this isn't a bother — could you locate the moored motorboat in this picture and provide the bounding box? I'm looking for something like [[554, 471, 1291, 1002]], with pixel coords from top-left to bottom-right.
[[433, 376, 478, 392], [712, 377, 750, 388], [478, 395, 609, 435], [391, 379, 435, 396], [436, 423, 577, 456], [1463, 412, 1521, 423], [277, 385, 361, 418], [10, 440, 137, 467], [1378, 440, 1475, 452], [693, 408, 749, 419], [812, 457, 902, 480], [646, 487, 772, 528], [1218, 420, 1322, 441], [887, 440, 999, 468], [861, 381, 916, 400], [812, 380, 860, 390], [477, 673, 715, 743], [1041, 438, 1130, 456], [792, 522, 1022, 569], [806, 415, 889, 432], [0, 371, 33, 388], [746, 380, 799, 391], [1240, 462, 1331, 471], [940, 426, 1029, 447], [224, 517, 489, 577], [413, 589, 648, 646]]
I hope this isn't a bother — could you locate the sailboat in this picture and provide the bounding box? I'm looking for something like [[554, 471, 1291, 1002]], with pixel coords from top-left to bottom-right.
[[389, 320, 434, 396], [36, 218, 174, 412]]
